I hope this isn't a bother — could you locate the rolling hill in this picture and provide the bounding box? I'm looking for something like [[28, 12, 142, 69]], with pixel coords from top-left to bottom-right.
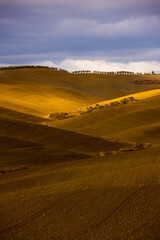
[[0, 68, 160, 240], [0, 68, 160, 117], [51, 89, 160, 143]]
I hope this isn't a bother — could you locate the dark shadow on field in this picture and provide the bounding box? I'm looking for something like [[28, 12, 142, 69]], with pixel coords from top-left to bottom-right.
[[0, 185, 160, 240]]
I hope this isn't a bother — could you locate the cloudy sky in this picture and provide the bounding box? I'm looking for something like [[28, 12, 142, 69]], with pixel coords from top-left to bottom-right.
[[0, 0, 160, 72]]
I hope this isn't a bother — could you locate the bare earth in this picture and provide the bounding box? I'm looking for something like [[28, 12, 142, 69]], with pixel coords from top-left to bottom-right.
[[0, 69, 160, 240]]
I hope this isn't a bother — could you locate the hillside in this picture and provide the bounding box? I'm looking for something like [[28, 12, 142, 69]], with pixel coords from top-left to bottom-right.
[[0, 68, 160, 240], [0, 68, 160, 117], [0, 115, 133, 157], [51, 90, 160, 144], [0, 69, 100, 117]]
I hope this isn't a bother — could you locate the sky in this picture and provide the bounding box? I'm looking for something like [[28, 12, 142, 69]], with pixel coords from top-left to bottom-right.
[[0, 0, 160, 72]]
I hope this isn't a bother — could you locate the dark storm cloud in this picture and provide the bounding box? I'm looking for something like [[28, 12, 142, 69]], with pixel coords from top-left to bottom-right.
[[0, 0, 160, 65]]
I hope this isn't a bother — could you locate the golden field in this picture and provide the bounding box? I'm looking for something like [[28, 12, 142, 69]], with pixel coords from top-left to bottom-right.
[[0, 68, 160, 240]]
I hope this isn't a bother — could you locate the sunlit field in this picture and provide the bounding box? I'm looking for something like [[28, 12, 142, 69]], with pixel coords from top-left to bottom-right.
[[0, 68, 160, 240]]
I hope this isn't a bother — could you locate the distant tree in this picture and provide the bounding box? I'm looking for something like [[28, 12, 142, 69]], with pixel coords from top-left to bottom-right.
[[120, 98, 129, 105], [128, 97, 135, 102], [110, 101, 120, 106], [87, 106, 94, 113]]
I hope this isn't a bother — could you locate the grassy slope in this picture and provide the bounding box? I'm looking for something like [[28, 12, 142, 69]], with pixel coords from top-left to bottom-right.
[[0, 70, 160, 240], [52, 93, 160, 143], [0, 106, 52, 124], [86, 88, 160, 109], [0, 69, 100, 117], [73, 73, 160, 100], [0, 69, 160, 117], [0, 115, 130, 157]]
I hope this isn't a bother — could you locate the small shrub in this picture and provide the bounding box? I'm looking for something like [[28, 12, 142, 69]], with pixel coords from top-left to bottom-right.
[[120, 98, 129, 105], [119, 142, 151, 152], [110, 102, 114, 106], [104, 104, 109, 108], [110, 101, 120, 106], [80, 111, 86, 115], [98, 105, 104, 109], [86, 106, 94, 113], [49, 112, 70, 120], [128, 96, 135, 102]]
